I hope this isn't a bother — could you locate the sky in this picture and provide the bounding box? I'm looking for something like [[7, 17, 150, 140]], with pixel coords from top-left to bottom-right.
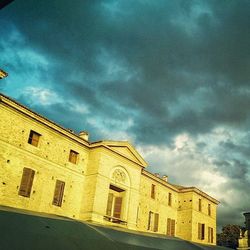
[[1, 0, 250, 231]]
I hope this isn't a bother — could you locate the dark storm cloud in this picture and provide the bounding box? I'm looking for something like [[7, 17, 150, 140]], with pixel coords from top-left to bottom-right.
[[1, 0, 250, 145], [1, 0, 250, 229]]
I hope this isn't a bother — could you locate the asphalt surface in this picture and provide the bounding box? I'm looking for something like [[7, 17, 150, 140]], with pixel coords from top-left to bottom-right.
[[0, 206, 230, 250]]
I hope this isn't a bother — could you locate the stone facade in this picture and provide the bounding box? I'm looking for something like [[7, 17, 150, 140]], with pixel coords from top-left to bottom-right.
[[0, 93, 219, 245]]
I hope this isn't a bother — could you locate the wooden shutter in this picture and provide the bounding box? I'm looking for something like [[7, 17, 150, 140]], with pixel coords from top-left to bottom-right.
[[18, 168, 35, 197], [198, 223, 201, 239], [168, 193, 172, 206], [113, 197, 122, 218], [106, 193, 113, 216], [151, 184, 155, 199], [28, 131, 40, 147], [208, 204, 211, 216], [167, 218, 171, 236], [52, 180, 65, 206], [69, 150, 78, 164], [171, 219, 175, 236], [148, 211, 153, 230], [154, 213, 159, 232], [199, 199, 202, 211]]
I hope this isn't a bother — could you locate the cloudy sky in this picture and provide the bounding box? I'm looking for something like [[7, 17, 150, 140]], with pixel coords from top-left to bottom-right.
[[1, 0, 250, 230]]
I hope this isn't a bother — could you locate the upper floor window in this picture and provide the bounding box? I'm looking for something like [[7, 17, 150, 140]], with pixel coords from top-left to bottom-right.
[[198, 198, 202, 212], [151, 184, 155, 199], [168, 193, 172, 206], [28, 130, 41, 147], [18, 167, 35, 197], [208, 204, 211, 216], [69, 150, 78, 164]]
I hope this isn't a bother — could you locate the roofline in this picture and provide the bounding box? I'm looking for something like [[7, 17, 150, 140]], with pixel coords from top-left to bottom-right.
[[142, 169, 179, 192], [142, 169, 219, 204], [0, 93, 90, 147]]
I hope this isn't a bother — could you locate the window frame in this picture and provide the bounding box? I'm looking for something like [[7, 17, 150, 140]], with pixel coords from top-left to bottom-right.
[[68, 149, 79, 164], [52, 180, 65, 207], [28, 130, 41, 147], [18, 167, 35, 197]]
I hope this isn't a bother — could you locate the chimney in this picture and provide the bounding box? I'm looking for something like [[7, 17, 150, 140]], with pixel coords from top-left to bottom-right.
[[79, 131, 89, 141], [162, 175, 168, 182]]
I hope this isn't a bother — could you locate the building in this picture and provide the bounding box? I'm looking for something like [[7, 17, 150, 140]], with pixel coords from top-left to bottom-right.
[[238, 212, 250, 250], [0, 93, 219, 245]]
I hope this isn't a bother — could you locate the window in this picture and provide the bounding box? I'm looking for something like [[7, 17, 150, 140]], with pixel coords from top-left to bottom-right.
[[28, 130, 40, 147], [151, 184, 155, 199], [198, 223, 205, 240], [147, 211, 154, 230], [69, 150, 78, 164], [147, 211, 159, 232], [208, 204, 211, 216], [52, 180, 65, 207], [167, 218, 175, 236], [168, 193, 172, 206], [106, 185, 124, 219], [198, 198, 202, 212], [208, 227, 214, 243], [154, 213, 159, 232], [18, 167, 35, 197]]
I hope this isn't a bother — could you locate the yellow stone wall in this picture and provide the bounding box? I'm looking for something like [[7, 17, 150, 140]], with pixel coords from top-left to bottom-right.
[[0, 95, 218, 245], [138, 173, 178, 235], [0, 104, 89, 219]]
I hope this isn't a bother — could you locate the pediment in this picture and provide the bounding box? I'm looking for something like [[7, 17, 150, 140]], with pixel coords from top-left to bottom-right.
[[102, 141, 147, 167]]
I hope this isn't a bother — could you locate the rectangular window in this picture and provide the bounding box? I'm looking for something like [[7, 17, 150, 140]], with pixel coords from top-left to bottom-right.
[[106, 193, 114, 216], [18, 167, 35, 197], [148, 211, 154, 230], [151, 184, 155, 199], [198, 223, 205, 240], [28, 130, 41, 147], [167, 218, 175, 236], [168, 193, 172, 206], [69, 150, 78, 164], [154, 213, 159, 232], [198, 198, 202, 212], [208, 204, 211, 216], [208, 227, 214, 243], [52, 180, 65, 207]]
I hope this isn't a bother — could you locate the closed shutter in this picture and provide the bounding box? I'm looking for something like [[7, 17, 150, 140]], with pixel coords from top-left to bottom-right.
[[167, 218, 171, 236], [52, 180, 65, 206], [211, 228, 213, 243], [198, 223, 201, 239], [154, 213, 159, 232], [18, 168, 35, 197], [113, 197, 122, 218], [106, 193, 113, 216], [171, 219, 175, 236]]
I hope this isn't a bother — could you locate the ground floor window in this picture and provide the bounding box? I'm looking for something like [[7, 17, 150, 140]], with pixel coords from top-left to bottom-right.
[[166, 218, 175, 236], [198, 223, 205, 240], [52, 180, 65, 207], [147, 211, 159, 232], [106, 185, 124, 219], [208, 227, 214, 243], [18, 167, 35, 197]]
